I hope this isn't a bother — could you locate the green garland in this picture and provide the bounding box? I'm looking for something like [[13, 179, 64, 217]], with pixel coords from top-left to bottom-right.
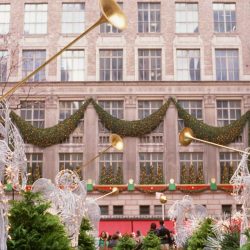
[[10, 98, 92, 147], [172, 97, 250, 145], [91, 99, 171, 137], [8, 97, 250, 148]]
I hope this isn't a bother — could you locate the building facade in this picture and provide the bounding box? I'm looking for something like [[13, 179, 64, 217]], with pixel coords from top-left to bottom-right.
[[1, 0, 250, 219]]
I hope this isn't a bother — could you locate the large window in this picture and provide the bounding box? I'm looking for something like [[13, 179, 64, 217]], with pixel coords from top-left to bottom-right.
[[99, 153, 123, 174], [22, 50, 46, 81], [26, 153, 43, 184], [175, 3, 198, 33], [0, 50, 7, 82], [138, 49, 162, 81], [176, 49, 200, 81], [100, 2, 123, 33], [62, 3, 85, 34], [213, 3, 236, 33], [178, 100, 203, 131], [139, 152, 163, 175], [0, 4, 10, 34], [99, 49, 123, 81], [61, 50, 85, 81], [20, 101, 45, 128], [24, 4, 47, 34], [220, 152, 240, 183], [217, 100, 241, 142], [215, 49, 239, 81], [59, 153, 83, 173], [98, 100, 123, 142], [138, 2, 160, 33], [138, 100, 163, 143], [217, 100, 241, 126]]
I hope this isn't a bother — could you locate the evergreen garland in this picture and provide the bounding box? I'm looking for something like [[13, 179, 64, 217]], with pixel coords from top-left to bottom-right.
[[172, 97, 250, 146], [91, 99, 171, 137], [7, 191, 72, 250], [7, 97, 250, 148], [10, 99, 92, 148]]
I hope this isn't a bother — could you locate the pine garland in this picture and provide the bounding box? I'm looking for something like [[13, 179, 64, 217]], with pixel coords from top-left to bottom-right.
[[8, 97, 250, 148], [10, 98, 92, 148], [91, 99, 171, 137]]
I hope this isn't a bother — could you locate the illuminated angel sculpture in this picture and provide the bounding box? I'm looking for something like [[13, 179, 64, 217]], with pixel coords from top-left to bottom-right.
[[168, 195, 207, 247], [32, 169, 100, 248]]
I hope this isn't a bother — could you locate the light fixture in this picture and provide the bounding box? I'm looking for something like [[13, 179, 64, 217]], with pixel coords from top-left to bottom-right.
[[168, 178, 176, 191], [210, 178, 217, 191], [128, 178, 134, 191]]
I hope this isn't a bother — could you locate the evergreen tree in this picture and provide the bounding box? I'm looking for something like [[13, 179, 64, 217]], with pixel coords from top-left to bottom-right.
[[115, 234, 136, 250], [181, 164, 189, 184], [7, 191, 72, 250], [221, 163, 229, 183], [99, 164, 108, 184], [189, 163, 196, 184], [229, 162, 235, 180], [196, 163, 205, 184], [115, 165, 123, 184], [78, 217, 95, 250], [142, 232, 161, 250], [140, 165, 147, 184], [155, 164, 164, 184], [149, 165, 155, 184]]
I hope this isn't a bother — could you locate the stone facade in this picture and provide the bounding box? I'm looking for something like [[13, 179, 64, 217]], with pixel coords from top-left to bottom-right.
[[1, 0, 250, 217]]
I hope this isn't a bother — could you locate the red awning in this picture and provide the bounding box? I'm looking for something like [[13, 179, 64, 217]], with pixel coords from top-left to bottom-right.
[[99, 220, 174, 236]]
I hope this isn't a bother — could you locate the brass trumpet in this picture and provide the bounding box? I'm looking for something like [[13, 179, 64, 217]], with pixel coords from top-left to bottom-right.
[[179, 127, 250, 155], [1, 0, 127, 100]]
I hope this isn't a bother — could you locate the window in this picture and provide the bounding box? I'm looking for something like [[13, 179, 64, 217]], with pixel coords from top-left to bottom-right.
[[138, 49, 162, 81], [26, 153, 43, 184], [176, 49, 200, 81], [179, 152, 203, 183], [99, 49, 123, 81], [140, 205, 150, 215], [22, 50, 46, 82], [0, 4, 10, 34], [98, 100, 124, 137], [61, 50, 85, 81], [217, 100, 241, 126], [178, 100, 202, 131], [113, 205, 123, 215], [62, 3, 85, 34], [20, 101, 45, 128], [236, 204, 242, 212], [59, 153, 83, 173], [138, 100, 163, 143], [24, 4, 47, 34], [213, 3, 236, 33], [139, 152, 163, 175], [222, 204, 232, 216], [176, 3, 198, 33], [215, 49, 239, 81], [138, 2, 160, 33], [59, 101, 84, 121], [100, 2, 123, 33], [0, 50, 7, 82], [154, 205, 164, 216], [100, 205, 109, 215], [99, 153, 123, 174], [220, 152, 241, 183]]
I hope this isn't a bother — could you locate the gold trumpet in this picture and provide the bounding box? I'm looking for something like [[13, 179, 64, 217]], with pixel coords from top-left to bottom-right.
[[76, 133, 123, 173], [0, 0, 127, 100], [179, 127, 250, 155]]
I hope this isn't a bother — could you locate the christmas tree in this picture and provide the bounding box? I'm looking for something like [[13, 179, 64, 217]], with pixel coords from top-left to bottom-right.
[[115, 165, 123, 184], [99, 164, 108, 184], [229, 162, 234, 181], [140, 165, 147, 184], [221, 163, 229, 183], [7, 191, 71, 250], [196, 163, 205, 184], [189, 163, 196, 184], [78, 217, 95, 250], [181, 164, 189, 184], [155, 164, 164, 184]]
